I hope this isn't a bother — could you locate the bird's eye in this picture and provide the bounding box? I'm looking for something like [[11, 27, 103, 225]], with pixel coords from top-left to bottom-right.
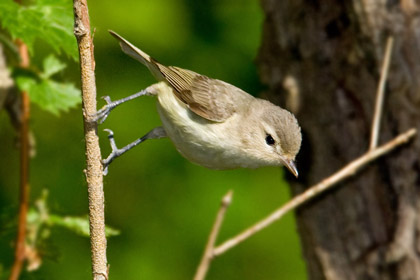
[[265, 134, 275, 146]]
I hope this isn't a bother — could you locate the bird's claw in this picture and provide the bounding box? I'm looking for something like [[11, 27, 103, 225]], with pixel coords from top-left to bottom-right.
[[92, 96, 115, 124], [101, 128, 122, 175]]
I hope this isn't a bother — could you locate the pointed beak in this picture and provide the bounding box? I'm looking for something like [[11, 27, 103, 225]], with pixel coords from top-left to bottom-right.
[[283, 159, 298, 178]]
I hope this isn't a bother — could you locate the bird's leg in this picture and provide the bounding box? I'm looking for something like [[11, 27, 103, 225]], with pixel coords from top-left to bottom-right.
[[102, 127, 166, 175], [94, 89, 149, 124]]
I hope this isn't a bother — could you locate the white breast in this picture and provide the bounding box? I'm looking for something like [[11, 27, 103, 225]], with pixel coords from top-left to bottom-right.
[[155, 82, 251, 169]]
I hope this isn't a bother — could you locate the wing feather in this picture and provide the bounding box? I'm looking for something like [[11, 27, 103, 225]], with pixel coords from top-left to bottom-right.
[[109, 30, 239, 122], [159, 65, 237, 122]]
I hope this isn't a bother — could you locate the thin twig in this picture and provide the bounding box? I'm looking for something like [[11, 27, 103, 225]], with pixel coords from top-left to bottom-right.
[[73, 1, 108, 279], [194, 191, 233, 280], [369, 37, 394, 150], [213, 128, 416, 256], [9, 40, 30, 280]]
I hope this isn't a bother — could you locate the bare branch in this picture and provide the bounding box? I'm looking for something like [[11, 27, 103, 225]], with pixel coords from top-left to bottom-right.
[[369, 37, 394, 150], [9, 40, 30, 280], [73, 0, 108, 279], [194, 191, 233, 280], [213, 128, 417, 256]]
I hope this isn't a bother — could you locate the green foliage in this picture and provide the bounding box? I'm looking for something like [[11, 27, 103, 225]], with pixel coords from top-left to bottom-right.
[[27, 190, 119, 241], [16, 55, 81, 116], [0, 0, 81, 115], [0, 0, 78, 60], [49, 215, 120, 238], [41, 54, 67, 79], [11, 191, 119, 275]]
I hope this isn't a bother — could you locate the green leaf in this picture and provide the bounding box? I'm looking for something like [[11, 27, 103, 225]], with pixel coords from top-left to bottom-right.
[[15, 55, 81, 115], [17, 75, 81, 116], [0, 0, 78, 60], [27, 190, 120, 240], [42, 54, 66, 79], [49, 215, 120, 238]]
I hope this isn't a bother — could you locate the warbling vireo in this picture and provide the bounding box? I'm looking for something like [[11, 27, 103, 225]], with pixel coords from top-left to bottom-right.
[[97, 31, 302, 177]]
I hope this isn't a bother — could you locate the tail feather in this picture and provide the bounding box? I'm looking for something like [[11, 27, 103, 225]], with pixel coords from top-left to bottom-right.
[[109, 30, 164, 80]]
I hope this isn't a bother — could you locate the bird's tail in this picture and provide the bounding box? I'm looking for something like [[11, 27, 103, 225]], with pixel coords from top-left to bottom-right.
[[109, 30, 164, 81]]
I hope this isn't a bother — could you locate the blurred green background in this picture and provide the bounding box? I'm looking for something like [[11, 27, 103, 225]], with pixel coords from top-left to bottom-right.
[[0, 0, 306, 279]]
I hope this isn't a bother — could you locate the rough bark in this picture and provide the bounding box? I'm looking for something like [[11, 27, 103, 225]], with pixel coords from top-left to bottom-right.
[[258, 0, 420, 279], [73, 0, 107, 279]]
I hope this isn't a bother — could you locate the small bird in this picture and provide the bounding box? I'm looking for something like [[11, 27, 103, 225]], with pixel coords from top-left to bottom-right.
[[98, 30, 302, 176]]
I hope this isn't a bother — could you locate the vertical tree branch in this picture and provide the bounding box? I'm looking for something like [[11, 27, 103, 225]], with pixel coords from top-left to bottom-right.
[[9, 40, 30, 280], [73, 1, 108, 279]]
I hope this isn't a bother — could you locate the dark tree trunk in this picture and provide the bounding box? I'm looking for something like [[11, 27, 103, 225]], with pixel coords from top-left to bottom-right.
[[258, 0, 420, 279]]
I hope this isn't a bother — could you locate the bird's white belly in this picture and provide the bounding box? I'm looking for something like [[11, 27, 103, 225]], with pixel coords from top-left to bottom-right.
[[155, 86, 250, 169]]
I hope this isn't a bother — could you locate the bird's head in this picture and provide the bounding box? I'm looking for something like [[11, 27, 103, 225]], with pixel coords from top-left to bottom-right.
[[241, 99, 302, 177]]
